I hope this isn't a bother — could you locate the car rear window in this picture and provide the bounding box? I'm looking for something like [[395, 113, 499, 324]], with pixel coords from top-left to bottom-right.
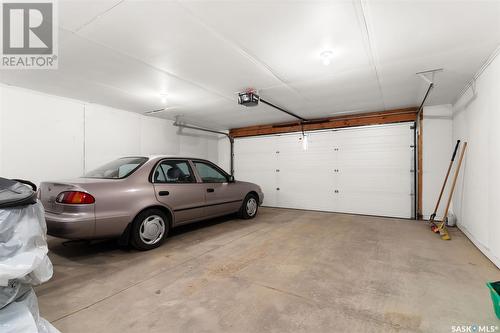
[[84, 157, 148, 179]]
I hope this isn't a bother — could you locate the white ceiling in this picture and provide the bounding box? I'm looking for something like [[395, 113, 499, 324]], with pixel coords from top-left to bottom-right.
[[1, 0, 499, 129]]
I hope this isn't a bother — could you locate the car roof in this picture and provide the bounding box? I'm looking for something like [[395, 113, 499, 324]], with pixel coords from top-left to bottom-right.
[[123, 155, 213, 162]]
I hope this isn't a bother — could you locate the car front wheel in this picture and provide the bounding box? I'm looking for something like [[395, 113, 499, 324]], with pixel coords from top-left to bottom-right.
[[239, 194, 259, 219], [130, 209, 169, 251]]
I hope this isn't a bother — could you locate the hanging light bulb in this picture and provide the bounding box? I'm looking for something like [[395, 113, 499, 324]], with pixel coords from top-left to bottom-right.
[[320, 50, 333, 66], [302, 133, 309, 151], [160, 93, 168, 104]]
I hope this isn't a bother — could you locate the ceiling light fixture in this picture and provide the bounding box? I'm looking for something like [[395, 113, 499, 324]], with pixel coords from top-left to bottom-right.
[[300, 123, 308, 151], [320, 50, 333, 66], [302, 134, 309, 151]]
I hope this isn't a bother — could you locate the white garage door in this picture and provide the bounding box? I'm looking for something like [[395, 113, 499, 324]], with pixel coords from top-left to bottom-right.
[[234, 123, 414, 219]]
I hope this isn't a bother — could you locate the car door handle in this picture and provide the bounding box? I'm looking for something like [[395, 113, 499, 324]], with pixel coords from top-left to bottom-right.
[[158, 191, 169, 196], [207, 188, 215, 193]]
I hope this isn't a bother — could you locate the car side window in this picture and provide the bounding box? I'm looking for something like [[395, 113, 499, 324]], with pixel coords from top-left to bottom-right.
[[153, 160, 195, 184], [194, 162, 228, 183]]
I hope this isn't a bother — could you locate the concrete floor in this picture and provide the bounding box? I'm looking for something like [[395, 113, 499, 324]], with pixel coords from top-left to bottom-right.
[[37, 208, 499, 333]]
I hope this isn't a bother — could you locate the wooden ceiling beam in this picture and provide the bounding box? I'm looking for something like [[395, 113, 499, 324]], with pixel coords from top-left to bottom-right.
[[229, 107, 418, 138]]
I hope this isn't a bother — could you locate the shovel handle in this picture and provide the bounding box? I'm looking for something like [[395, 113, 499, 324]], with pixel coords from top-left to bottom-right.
[[451, 140, 461, 161]]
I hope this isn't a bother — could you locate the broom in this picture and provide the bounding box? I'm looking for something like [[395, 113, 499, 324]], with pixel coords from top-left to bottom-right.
[[429, 140, 460, 229], [434, 142, 467, 240]]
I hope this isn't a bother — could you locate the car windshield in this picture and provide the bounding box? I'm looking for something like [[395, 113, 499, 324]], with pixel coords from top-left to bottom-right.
[[84, 157, 148, 179]]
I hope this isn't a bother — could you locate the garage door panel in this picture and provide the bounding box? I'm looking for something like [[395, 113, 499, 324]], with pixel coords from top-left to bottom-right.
[[335, 124, 413, 218], [234, 136, 278, 206], [241, 170, 277, 207], [338, 168, 411, 192], [338, 151, 411, 170], [277, 169, 335, 211], [335, 124, 412, 143], [339, 148, 411, 164], [234, 123, 414, 218], [276, 132, 336, 170], [276, 132, 336, 210], [337, 191, 411, 218]]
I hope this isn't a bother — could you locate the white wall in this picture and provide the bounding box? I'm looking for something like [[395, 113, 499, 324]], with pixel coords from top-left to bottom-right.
[[178, 128, 219, 165], [452, 46, 500, 268], [218, 136, 232, 174], [422, 104, 453, 219], [1, 86, 85, 185], [0, 85, 219, 186]]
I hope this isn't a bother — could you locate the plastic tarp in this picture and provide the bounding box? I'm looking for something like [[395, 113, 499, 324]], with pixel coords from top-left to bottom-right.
[[0, 179, 60, 333], [0, 178, 37, 209], [0, 288, 58, 333]]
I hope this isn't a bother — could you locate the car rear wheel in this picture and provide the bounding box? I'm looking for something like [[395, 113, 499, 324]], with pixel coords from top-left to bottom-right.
[[239, 194, 259, 219], [130, 209, 169, 251]]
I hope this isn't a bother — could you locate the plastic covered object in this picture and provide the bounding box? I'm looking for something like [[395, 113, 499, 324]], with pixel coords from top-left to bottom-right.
[[0, 178, 37, 209], [0, 178, 60, 333], [0, 201, 53, 287], [0, 288, 59, 333]]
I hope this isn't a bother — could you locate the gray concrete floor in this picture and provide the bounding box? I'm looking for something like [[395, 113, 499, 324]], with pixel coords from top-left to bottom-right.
[[37, 208, 500, 333]]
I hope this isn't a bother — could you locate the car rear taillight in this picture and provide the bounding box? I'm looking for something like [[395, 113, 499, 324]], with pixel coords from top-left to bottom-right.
[[56, 191, 95, 204]]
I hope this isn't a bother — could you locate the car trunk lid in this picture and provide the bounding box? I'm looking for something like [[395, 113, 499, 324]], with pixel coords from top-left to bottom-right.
[[40, 178, 114, 213]]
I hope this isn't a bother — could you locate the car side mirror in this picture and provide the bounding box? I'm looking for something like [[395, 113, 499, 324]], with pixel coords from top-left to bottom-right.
[[228, 175, 235, 183]]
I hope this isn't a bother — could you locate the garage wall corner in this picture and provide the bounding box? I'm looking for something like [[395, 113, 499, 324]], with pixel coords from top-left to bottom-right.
[[421, 104, 453, 220], [452, 46, 500, 268]]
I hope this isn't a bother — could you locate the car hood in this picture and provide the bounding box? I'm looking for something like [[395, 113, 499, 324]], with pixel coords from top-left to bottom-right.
[[234, 180, 262, 191]]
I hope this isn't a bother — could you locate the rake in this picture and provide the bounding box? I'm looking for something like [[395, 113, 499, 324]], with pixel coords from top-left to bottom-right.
[[433, 142, 467, 240]]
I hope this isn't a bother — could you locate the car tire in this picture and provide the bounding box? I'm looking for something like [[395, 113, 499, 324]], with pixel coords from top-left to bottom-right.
[[239, 193, 259, 219], [130, 209, 169, 251]]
